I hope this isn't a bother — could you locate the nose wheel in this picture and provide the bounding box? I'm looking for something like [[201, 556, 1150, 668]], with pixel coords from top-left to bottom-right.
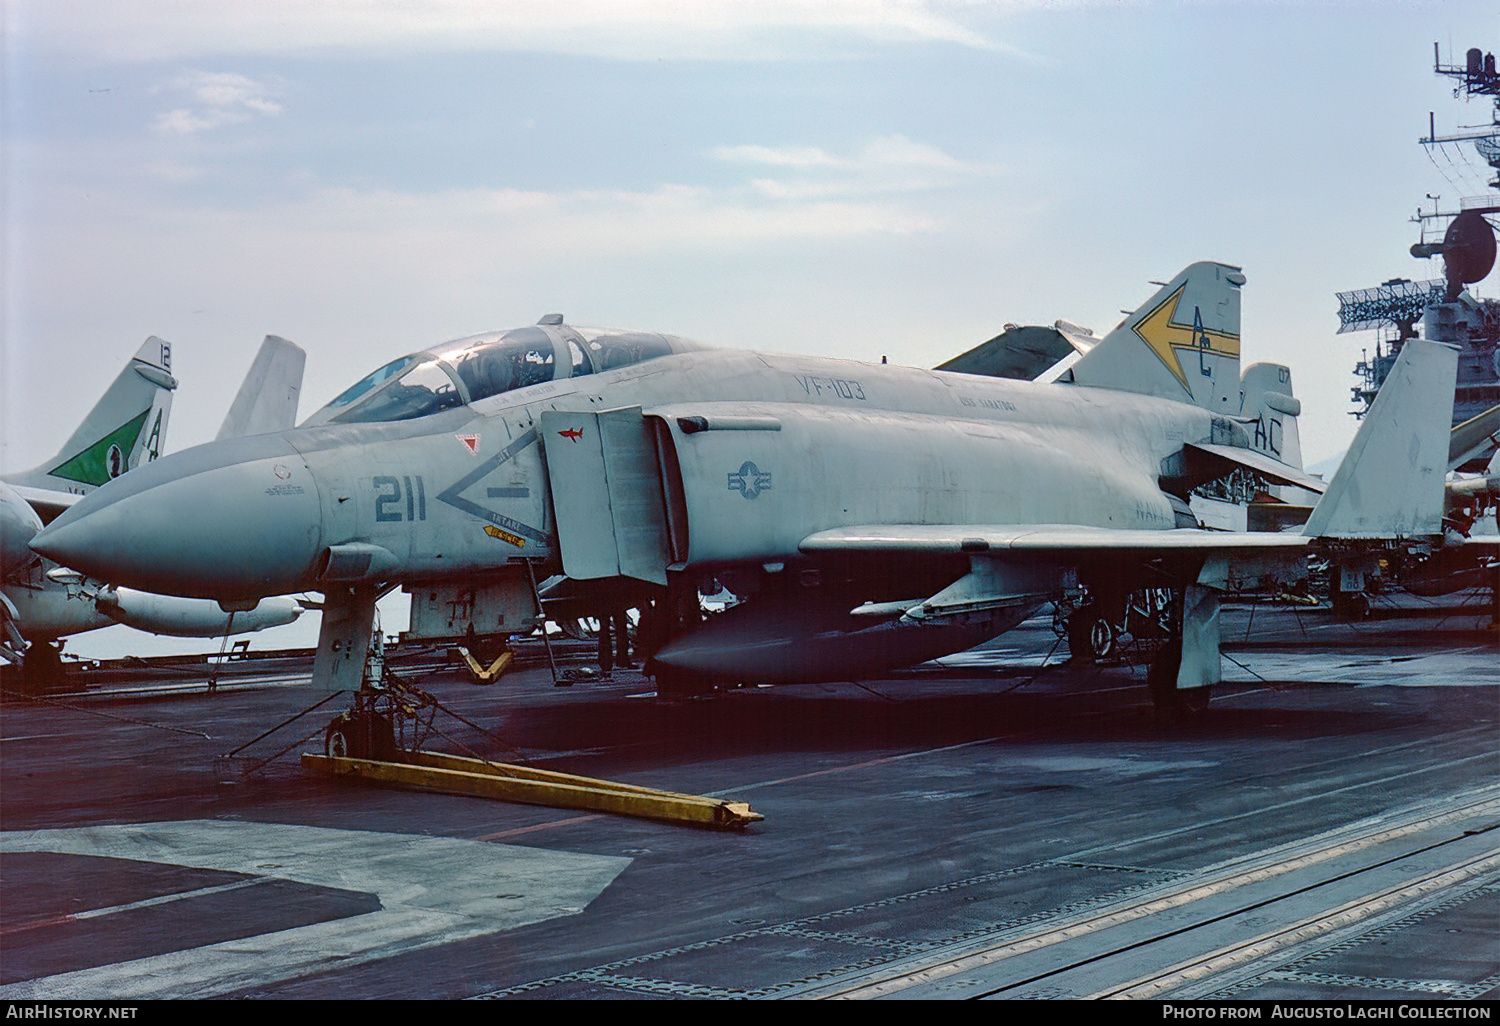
[[324, 708, 396, 761], [323, 687, 418, 762]]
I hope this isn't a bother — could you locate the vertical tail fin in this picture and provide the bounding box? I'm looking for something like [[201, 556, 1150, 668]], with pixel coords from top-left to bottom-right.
[[4, 337, 176, 493], [1065, 261, 1244, 414], [216, 335, 306, 440], [1238, 362, 1304, 471], [1302, 338, 1458, 539]]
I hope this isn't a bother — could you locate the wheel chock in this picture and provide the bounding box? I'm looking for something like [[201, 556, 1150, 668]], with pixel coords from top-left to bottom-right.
[[456, 647, 513, 683]]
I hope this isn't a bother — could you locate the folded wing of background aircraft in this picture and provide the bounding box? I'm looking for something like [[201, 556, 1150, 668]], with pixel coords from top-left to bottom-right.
[[1395, 405, 1500, 598], [30, 263, 1459, 739]]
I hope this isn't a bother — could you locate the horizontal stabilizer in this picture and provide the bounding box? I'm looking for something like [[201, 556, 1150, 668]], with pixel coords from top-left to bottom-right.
[[936, 323, 1080, 382], [3, 483, 80, 527], [1184, 443, 1326, 495]]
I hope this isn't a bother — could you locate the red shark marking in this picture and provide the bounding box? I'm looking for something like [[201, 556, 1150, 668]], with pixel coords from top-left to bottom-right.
[[558, 427, 584, 443]]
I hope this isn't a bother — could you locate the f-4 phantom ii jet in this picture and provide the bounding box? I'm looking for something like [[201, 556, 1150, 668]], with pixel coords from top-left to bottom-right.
[[3, 336, 306, 688], [32, 262, 1457, 727]]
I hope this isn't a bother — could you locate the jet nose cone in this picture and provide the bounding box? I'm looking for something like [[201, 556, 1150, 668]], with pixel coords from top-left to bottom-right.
[[32, 439, 323, 601], [28, 515, 101, 572]]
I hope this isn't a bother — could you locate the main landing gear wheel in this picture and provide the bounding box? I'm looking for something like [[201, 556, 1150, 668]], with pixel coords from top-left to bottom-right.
[[1068, 606, 1116, 662], [20, 642, 65, 694], [1332, 590, 1372, 621], [1146, 640, 1210, 721], [649, 665, 719, 701]]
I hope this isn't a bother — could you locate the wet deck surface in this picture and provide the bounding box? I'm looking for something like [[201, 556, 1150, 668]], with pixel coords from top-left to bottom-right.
[[2, 592, 1496, 1000]]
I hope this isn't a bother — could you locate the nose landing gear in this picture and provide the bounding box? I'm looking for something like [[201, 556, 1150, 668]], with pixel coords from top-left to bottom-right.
[[324, 693, 400, 761]]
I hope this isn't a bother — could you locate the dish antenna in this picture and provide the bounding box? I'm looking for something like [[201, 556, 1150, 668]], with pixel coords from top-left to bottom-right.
[[1411, 209, 1496, 299]]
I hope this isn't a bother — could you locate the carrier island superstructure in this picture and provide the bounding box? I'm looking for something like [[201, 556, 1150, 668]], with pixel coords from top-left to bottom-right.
[[1337, 43, 1499, 471]]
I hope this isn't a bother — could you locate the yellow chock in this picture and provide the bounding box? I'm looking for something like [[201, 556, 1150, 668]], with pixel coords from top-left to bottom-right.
[[457, 647, 513, 683]]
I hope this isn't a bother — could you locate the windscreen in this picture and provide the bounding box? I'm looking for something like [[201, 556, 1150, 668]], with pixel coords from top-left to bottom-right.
[[302, 323, 706, 426]]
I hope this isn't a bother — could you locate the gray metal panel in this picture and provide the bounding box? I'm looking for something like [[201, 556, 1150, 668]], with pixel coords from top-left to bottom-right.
[[1177, 584, 1221, 689], [404, 567, 540, 639], [597, 409, 670, 586], [312, 583, 379, 692], [540, 410, 620, 580]]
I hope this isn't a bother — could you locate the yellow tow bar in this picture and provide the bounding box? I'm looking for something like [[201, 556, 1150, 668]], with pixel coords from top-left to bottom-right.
[[302, 748, 763, 829]]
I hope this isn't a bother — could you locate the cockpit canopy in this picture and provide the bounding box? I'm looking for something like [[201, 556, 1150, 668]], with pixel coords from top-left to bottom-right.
[[302, 319, 709, 426]]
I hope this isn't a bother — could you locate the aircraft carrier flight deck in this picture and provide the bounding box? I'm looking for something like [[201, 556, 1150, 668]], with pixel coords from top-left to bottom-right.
[[1, 592, 1496, 1002]]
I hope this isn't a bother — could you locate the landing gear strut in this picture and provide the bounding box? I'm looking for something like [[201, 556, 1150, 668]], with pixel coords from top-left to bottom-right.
[[1146, 638, 1210, 718], [641, 573, 715, 698], [1145, 586, 1215, 721], [1147, 638, 1182, 712], [315, 581, 406, 759]]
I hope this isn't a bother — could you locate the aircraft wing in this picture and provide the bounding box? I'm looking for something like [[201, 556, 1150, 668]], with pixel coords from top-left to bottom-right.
[[8, 483, 82, 526], [800, 523, 1309, 556]]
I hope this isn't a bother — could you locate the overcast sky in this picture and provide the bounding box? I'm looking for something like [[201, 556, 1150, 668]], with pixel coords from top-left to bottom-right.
[[3, 1, 1496, 656]]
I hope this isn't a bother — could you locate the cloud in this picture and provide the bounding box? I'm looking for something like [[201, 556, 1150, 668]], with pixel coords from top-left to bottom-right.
[[12, 171, 953, 431], [290, 180, 940, 254], [713, 134, 995, 199], [21, 0, 1018, 62], [712, 135, 985, 173], [708, 144, 847, 169], [21, 177, 942, 345], [862, 134, 972, 172], [152, 71, 284, 136], [141, 160, 206, 183]]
